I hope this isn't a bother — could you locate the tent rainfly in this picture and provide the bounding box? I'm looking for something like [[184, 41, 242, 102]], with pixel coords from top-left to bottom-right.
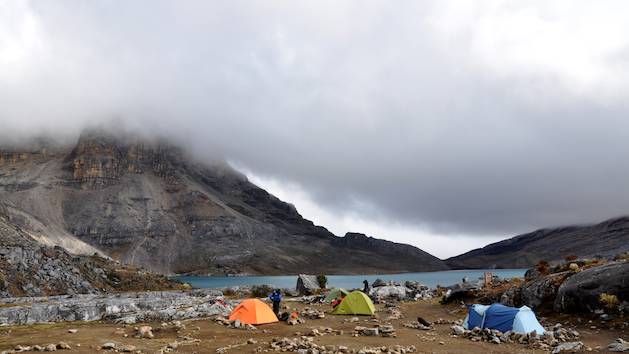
[[229, 299, 279, 325], [324, 288, 349, 303], [463, 303, 545, 334], [331, 290, 376, 315]]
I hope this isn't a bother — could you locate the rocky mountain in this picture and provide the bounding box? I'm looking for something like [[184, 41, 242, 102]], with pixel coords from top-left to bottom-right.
[[0, 130, 448, 276], [0, 205, 183, 297], [446, 217, 629, 269]]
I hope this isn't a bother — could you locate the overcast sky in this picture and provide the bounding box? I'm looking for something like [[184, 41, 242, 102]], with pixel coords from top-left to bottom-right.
[[2, 1, 629, 258]]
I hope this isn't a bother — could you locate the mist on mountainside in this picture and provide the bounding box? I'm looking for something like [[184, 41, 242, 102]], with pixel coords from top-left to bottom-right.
[[3, 2, 629, 257]]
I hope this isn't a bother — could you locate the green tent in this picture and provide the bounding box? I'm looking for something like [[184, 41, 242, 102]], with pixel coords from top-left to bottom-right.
[[331, 290, 376, 315], [324, 288, 349, 303]]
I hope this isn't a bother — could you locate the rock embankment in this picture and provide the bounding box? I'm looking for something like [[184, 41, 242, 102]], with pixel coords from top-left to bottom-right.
[[0, 207, 185, 298], [0, 289, 230, 326], [499, 259, 628, 314], [450, 322, 583, 352], [554, 261, 629, 313]]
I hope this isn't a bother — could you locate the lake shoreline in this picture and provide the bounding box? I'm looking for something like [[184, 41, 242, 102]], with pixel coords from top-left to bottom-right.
[[172, 269, 527, 290], [170, 268, 521, 278]]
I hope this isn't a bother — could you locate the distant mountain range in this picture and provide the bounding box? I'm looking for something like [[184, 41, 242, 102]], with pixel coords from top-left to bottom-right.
[[446, 217, 629, 269], [0, 130, 447, 276], [1, 130, 628, 277]]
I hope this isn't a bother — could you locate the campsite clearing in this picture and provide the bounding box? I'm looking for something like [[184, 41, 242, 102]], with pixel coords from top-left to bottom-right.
[[1, 300, 624, 353]]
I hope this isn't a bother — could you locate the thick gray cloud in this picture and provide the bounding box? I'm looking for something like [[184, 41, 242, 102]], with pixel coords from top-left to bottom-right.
[[2, 1, 629, 244]]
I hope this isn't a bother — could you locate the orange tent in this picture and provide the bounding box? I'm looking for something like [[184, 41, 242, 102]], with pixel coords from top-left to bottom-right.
[[229, 299, 279, 325]]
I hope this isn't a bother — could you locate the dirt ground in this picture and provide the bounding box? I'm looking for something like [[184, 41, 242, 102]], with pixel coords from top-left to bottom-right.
[[1, 299, 626, 353]]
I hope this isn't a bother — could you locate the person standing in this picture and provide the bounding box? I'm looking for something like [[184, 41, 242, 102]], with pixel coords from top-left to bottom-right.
[[362, 279, 370, 294], [269, 289, 282, 315]]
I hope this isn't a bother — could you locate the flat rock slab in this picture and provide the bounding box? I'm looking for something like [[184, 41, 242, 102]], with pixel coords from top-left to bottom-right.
[[0, 289, 230, 326]]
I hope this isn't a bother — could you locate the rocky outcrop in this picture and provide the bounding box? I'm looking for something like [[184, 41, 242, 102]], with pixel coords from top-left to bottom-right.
[[497, 260, 629, 314], [447, 217, 629, 269], [0, 211, 184, 298], [0, 289, 229, 325], [370, 286, 409, 300], [1, 245, 98, 297], [67, 132, 182, 189], [516, 272, 569, 310], [554, 261, 629, 313], [0, 139, 63, 168], [0, 130, 449, 276], [441, 282, 480, 304], [499, 271, 568, 310], [296, 274, 320, 295], [608, 338, 629, 352]]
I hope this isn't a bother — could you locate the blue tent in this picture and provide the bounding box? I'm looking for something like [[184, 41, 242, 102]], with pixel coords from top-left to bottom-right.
[[464, 304, 489, 329], [463, 303, 545, 334]]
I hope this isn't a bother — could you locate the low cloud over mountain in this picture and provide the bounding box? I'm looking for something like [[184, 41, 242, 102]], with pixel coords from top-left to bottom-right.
[[2, 2, 629, 256]]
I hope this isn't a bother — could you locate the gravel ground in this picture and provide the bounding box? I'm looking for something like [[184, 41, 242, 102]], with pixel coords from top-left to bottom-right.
[[0, 299, 626, 353]]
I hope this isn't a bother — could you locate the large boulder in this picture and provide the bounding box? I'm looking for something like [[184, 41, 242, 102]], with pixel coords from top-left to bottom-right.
[[370, 286, 410, 300], [372, 279, 400, 288], [441, 283, 478, 304], [608, 338, 629, 352], [554, 261, 629, 313], [524, 267, 543, 281], [296, 274, 320, 295], [500, 287, 519, 307], [404, 281, 428, 291], [372, 279, 387, 288], [518, 272, 569, 309]]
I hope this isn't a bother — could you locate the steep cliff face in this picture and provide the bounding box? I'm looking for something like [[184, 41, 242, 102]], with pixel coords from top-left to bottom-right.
[[66, 133, 183, 189], [446, 217, 629, 269], [0, 131, 448, 275]]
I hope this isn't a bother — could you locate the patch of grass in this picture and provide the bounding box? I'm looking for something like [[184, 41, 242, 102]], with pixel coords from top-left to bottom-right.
[[250, 285, 273, 298], [600, 293, 619, 310]]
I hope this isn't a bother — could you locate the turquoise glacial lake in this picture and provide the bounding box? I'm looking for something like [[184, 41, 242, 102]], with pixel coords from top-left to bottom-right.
[[173, 269, 526, 290]]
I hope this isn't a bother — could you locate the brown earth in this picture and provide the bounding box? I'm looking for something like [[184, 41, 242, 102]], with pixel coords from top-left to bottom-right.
[[1, 300, 626, 353]]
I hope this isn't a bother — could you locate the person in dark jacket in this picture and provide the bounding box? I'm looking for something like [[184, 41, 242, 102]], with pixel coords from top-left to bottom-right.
[[362, 279, 370, 294], [269, 289, 282, 315]]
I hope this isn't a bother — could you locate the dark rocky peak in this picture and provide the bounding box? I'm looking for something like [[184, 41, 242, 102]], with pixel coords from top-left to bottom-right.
[[334, 232, 449, 270], [337, 232, 422, 255], [66, 130, 186, 188]]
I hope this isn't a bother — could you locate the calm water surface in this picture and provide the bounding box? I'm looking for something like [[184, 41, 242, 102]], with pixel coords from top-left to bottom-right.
[[174, 269, 525, 290]]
